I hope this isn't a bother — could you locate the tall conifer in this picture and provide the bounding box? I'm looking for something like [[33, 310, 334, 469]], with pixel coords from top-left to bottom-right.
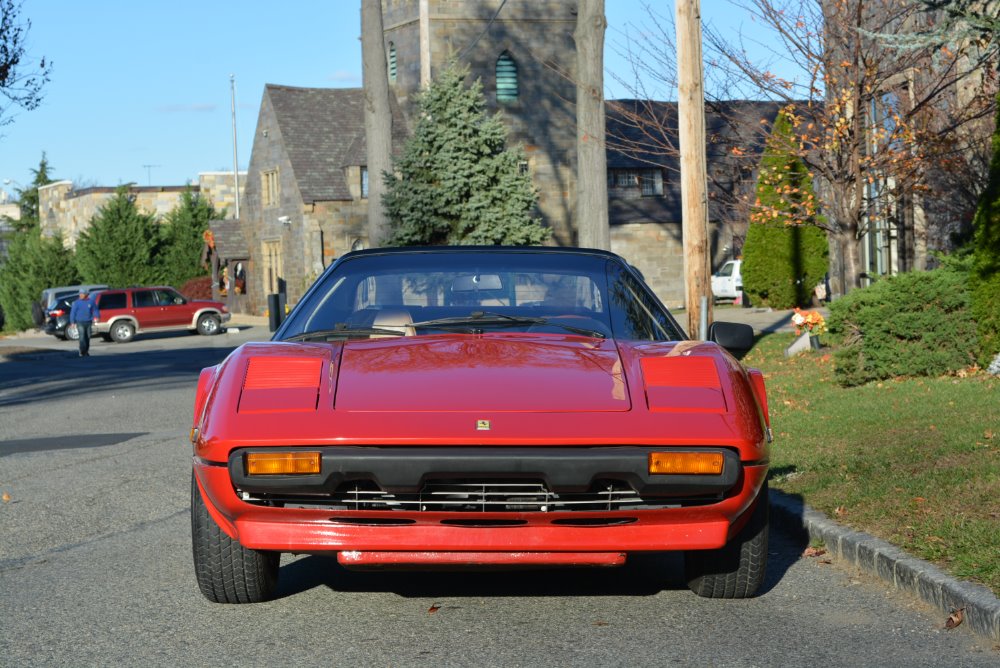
[[384, 64, 550, 246], [75, 186, 161, 287], [743, 110, 828, 308]]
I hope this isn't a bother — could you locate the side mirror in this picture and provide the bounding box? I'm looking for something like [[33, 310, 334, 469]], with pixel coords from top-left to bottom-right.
[[708, 321, 754, 358]]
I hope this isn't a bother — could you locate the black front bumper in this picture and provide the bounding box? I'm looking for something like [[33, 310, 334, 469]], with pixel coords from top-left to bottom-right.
[[228, 446, 742, 498]]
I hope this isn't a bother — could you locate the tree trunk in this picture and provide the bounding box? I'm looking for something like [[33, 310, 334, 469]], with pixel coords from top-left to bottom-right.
[[361, 0, 393, 247], [575, 0, 610, 250], [676, 0, 712, 336]]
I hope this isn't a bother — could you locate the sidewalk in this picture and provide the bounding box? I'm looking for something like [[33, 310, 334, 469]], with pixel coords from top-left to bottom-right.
[[711, 305, 830, 335]]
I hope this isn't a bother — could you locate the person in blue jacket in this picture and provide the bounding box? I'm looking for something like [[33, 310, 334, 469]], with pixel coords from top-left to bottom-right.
[[69, 290, 99, 357]]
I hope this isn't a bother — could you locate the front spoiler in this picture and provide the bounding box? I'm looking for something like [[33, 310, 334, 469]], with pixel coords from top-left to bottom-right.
[[194, 462, 768, 555]]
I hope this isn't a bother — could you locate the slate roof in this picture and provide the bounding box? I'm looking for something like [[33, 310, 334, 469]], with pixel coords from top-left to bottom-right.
[[209, 218, 250, 260], [605, 99, 786, 223], [265, 85, 407, 204]]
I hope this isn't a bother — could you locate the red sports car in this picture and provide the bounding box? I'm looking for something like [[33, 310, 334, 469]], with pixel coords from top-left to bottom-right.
[[190, 247, 772, 603]]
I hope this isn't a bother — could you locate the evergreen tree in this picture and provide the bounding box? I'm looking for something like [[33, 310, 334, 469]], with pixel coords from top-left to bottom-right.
[[75, 186, 161, 287], [383, 63, 550, 246], [969, 93, 1000, 365], [0, 231, 79, 331], [743, 109, 828, 309], [12, 152, 54, 232], [158, 190, 220, 286]]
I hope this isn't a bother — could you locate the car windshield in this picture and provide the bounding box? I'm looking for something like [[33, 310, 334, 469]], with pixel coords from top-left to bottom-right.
[[277, 250, 684, 342]]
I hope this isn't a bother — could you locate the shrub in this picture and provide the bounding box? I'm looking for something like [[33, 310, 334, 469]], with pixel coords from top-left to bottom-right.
[[0, 229, 80, 331], [743, 223, 828, 308], [969, 94, 1000, 365], [828, 268, 978, 386], [742, 109, 828, 309]]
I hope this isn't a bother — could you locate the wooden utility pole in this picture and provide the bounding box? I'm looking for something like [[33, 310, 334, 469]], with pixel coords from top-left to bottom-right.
[[361, 0, 393, 247], [575, 0, 610, 250], [675, 0, 712, 338]]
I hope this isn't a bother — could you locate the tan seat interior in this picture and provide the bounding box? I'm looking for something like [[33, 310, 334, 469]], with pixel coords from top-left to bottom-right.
[[372, 308, 414, 337]]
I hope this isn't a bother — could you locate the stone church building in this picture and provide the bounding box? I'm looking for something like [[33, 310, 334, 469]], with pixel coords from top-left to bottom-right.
[[222, 0, 777, 314]]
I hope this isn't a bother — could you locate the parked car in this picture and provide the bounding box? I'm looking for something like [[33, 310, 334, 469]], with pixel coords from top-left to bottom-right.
[[34, 284, 109, 328], [92, 286, 229, 343], [43, 294, 85, 340], [711, 259, 743, 301], [190, 246, 771, 604], [39, 284, 109, 312]]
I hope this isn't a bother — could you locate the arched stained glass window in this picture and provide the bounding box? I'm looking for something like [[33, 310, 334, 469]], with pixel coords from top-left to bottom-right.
[[388, 43, 397, 83], [496, 52, 518, 103]]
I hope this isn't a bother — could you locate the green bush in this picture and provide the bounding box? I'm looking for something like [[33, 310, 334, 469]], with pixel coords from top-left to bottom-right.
[[969, 94, 1000, 365], [0, 229, 80, 331], [743, 222, 828, 308], [742, 109, 828, 309], [828, 268, 978, 386]]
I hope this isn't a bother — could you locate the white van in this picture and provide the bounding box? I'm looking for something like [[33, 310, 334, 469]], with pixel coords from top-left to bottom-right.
[[711, 260, 742, 301]]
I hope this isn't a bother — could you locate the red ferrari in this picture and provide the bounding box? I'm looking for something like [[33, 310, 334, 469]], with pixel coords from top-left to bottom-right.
[[190, 247, 771, 603]]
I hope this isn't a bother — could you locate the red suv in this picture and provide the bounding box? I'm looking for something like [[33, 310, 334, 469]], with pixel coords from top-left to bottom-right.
[[93, 286, 230, 343]]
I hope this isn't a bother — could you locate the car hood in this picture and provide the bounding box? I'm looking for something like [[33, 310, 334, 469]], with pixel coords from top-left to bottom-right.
[[335, 335, 630, 412]]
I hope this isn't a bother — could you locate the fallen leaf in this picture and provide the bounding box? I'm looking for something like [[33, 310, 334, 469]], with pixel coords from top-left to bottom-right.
[[803, 546, 827, 558], [945, 607, 965, 630], [428, 603, 441, 614], [1, 492, 9, 503], [912, 497, 926, 504], [834, 505, 847, 517], [593, 620, 609, 627], [819, 559, 833, 565]]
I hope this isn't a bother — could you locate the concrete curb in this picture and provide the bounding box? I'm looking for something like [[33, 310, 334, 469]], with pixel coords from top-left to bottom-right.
[[770, 490, 1000, 643]]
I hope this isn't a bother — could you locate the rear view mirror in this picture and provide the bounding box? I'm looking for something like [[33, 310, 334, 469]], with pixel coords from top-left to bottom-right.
[[452, 274, 504, 292]]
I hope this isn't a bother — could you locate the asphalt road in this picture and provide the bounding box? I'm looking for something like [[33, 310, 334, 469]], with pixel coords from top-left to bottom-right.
[[1, 325, 996, 667]]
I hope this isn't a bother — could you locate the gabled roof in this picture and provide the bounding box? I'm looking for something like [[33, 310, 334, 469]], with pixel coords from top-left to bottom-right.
[[605, 99, 786, 222], [210, 218, 250, 260], [264, 84, 407, 204]]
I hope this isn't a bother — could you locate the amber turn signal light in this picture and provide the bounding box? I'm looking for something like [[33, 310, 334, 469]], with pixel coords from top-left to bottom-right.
[[649, 452, 724, 475], [246, 451, 321, 475]]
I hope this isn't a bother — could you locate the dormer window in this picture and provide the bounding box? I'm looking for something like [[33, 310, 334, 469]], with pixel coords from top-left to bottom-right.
[[388, 43, 397, 83], [496, 52, 518, 103]]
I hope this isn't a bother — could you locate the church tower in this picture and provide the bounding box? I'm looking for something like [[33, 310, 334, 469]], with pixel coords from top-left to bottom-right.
[[380, 0, 579, 243]]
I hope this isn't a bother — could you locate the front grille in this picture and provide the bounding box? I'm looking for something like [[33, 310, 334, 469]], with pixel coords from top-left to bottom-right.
[[238, 479, 718, 512]]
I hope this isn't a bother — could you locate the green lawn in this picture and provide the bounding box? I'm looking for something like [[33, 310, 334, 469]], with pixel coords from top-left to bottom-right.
[[744, 333, 1000, 596]]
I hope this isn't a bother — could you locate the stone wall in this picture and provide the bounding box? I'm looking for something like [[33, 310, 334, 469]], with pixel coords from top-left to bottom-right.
[[611, 222, 686, 309], [383, 0, 579, 243], [37, 173, 245, 248]]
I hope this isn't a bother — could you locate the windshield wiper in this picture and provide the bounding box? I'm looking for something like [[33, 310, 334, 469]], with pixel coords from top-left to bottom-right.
[[283, 325, 405, 342], [410, 311, 606, 338]]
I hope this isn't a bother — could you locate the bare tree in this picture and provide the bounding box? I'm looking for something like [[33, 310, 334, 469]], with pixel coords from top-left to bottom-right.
[[575, 0, 610, 249], [609, 0, 997, 296], [0, 0, 51, 130], [361, 0, 393, 247]]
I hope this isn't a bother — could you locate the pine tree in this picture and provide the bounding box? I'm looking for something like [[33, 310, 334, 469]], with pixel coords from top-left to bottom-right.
[[0, 231, 79, 331], [75, 186, 161, 287], [158, 190, 220, 287], [743, 109, 828, 309], [12, 152, 54, 232], [970, 94, 1000, 365], [383, 63, 550, 246]]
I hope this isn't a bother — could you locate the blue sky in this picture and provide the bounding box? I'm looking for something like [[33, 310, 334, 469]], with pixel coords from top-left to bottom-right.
[[0, 1, 766, 193]]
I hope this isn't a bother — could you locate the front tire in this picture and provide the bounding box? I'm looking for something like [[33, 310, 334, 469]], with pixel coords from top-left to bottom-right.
[[191, 472, 279, 603], [110, 320, 135, 343], [685, 482, 769, 598], [196, 313, 222, 336], [66, 323, 80, 341]]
